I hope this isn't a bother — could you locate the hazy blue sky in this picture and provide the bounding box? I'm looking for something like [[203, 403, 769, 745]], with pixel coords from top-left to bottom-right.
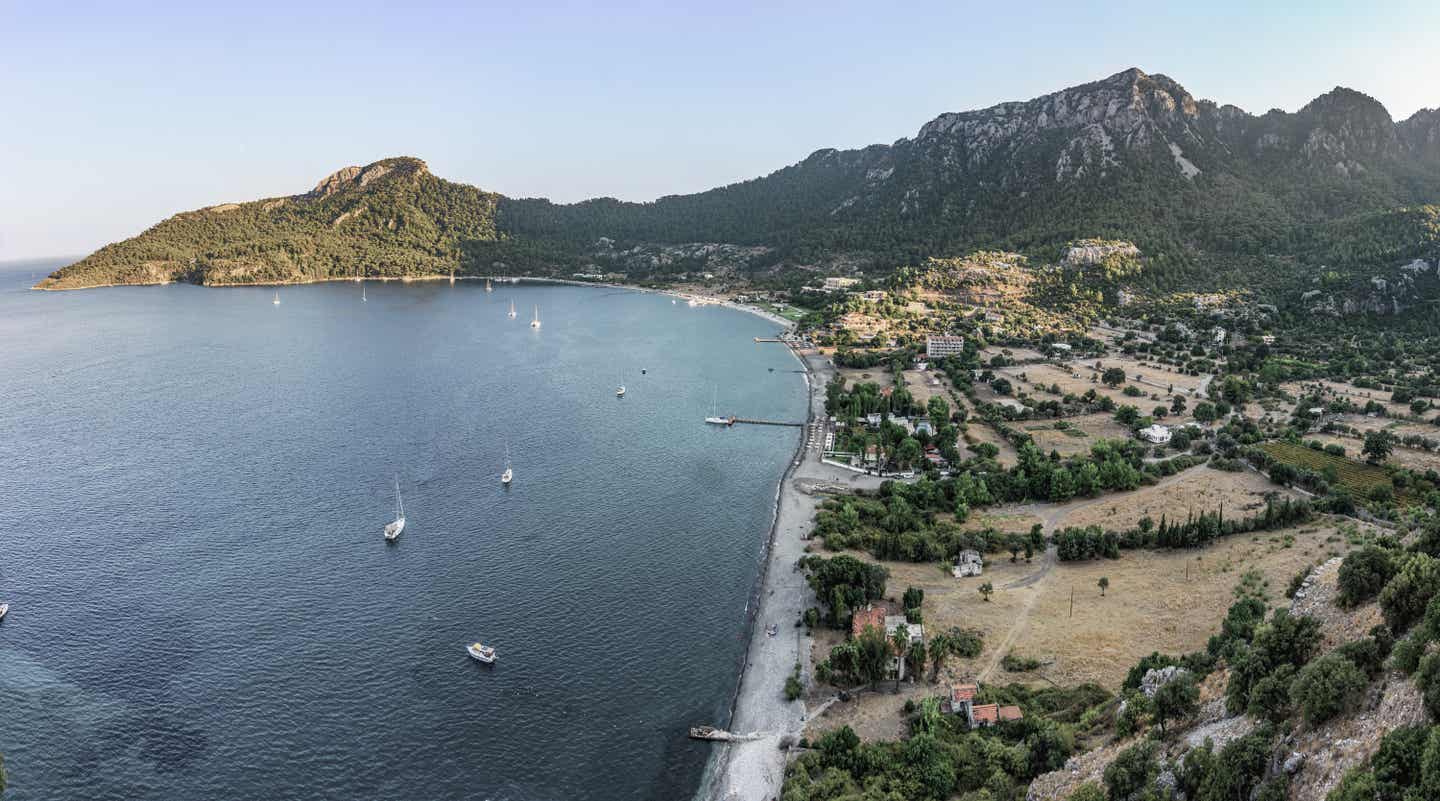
[[4, 1, 1439, 260]]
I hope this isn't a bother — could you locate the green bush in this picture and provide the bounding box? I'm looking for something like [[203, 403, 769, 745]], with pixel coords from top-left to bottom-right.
[[1380, 552, 1440, 631], [1291, 654, 1367, 725], [1337, 546, 1395, 608]]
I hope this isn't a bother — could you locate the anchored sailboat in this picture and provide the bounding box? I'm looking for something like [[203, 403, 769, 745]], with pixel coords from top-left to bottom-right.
[[507, 299, 517, 319], [272, 290, 280, 306], [530, 306, 542, 329], [705, 385, 732, 425], [485, 278, 493, 293], [362, 284, 367, 302], [383, 478, 406, 541], [616, 372, 626, 397]]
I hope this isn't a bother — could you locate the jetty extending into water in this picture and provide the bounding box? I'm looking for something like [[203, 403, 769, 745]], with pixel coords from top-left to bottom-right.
[[731, 417, 803, 428]]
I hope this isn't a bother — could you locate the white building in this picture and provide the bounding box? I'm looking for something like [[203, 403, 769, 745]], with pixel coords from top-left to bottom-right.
[[926, 335, 966, 359], [883, 615, 925, 679], [1140, 424, 1172, 444], [822, 276, 860, 291]]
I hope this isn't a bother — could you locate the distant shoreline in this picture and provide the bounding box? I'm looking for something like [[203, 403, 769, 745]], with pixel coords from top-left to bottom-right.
[[29, 273, 803, 331]]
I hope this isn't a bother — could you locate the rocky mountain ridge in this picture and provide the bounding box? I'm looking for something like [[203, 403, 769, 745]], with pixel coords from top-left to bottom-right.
[[38, 69, 1440, 294]]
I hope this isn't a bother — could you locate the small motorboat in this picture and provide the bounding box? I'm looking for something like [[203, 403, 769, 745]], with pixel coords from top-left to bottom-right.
[[467, 642, 497, 663], [0, 602, 8, 621], [766, 623, 779, 637]]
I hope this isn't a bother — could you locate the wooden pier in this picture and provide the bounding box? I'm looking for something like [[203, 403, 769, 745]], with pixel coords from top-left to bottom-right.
[[730, 417, 804, 428]]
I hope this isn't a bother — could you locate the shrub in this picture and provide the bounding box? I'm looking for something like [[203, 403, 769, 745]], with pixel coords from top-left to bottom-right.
[[1380, 552, 1440, 631], [1415, 652, 1440, 719], [1337, 546, 1395, 608], [1003, 652, 1043, 672], [1246, 664, 1296, 723], [784, 663, 804, 701], [1291, 654, 1367, 725], [1104, 740, 1158, 801]]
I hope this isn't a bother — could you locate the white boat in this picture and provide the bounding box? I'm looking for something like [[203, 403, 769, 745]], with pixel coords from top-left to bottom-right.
[[272, 291, 280, 306], [450, 270, 456, 285], [530, 306, 542, 329], [0, 603, 8, 621], [507, 299, 517, 319], [704, 386, 732, 425], [467, 642, 497, 663], [485, 279, 493, 293], [383, 478, 406, 541], [687, 298, 698, 307], [501, 446, 513, 485], [362, 284, 367, 302], [617, 373, 626, 397]]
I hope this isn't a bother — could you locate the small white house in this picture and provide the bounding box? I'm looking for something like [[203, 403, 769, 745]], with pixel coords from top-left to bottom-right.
[[1140, 424, 1172, 444]]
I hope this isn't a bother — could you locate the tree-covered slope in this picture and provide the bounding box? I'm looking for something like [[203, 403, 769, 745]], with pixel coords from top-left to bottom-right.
[[37, 158, 505, 289]]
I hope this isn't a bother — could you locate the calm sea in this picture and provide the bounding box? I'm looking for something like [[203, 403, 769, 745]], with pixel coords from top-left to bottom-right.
[[0, 260, 806, 801]]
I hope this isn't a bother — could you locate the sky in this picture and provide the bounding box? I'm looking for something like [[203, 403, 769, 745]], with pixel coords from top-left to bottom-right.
[[4, 0, 1440, 260]]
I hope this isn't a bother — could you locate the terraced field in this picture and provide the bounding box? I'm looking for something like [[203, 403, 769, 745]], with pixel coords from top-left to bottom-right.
[[1260, 441, 1394, 497]]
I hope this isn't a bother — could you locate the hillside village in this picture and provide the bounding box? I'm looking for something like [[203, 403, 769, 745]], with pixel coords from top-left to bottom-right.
[[696, 244, 1440, 801]]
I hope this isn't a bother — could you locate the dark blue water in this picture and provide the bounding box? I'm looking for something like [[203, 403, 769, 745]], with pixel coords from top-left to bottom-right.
[[0, 260, 806, 801]]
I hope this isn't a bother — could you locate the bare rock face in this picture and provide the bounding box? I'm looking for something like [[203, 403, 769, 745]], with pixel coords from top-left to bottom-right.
[[1064, 240, 1141, 268], [310, 158, 429, 198], [1140, 666, 1191, 698], [313, 166, 363, 197]]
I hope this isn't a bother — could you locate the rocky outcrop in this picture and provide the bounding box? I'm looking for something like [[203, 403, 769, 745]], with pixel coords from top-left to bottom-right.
[[311, 158, 427, 197], [591, 239, 769, 276], [1302, 258, 1440, 317]]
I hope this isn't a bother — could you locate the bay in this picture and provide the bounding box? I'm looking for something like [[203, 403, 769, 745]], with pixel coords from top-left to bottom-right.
[[0, 260, 807, 800]]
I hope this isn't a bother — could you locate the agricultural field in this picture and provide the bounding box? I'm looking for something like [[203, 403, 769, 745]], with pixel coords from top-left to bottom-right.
[[805, 520, 1375, 743], [900, 369, 949, 407], [979, 345, 1048, 364], [992, 361, 1197, 424], [1023, 414, 1132, 458], [1049, 465, 1288, 533], [1281, 379, 1413, 419], [1299, 432, 1440, 474], [1260, 441, 1396, 497]]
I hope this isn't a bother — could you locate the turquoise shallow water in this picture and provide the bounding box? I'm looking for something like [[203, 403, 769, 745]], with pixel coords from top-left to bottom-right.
[[0, 261, 806, 800]]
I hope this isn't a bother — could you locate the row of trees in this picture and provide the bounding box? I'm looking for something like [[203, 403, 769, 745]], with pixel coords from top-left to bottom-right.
[[1054, 499, 1313, 562]]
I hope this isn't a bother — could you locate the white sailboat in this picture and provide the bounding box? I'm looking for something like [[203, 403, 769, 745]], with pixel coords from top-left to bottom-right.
[[362, 284, 367, 302], [485, 278, 493, 293], [616, 372, 626, 397], [383, 478, 406, 541], [530, 306, 542, 329], [501, 446, 513, 485], [450, 270, 456, 285], [705, 385, 732, 425], [272, 290, 280, 305], [507, 299, 517, 319]]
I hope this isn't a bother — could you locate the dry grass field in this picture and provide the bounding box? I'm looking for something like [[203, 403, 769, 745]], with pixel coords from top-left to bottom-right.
[[804, 518, 1374, 743], [993, 362, 1189, 422], [1023, 414, 1133, 458], [1281, 380, 1413, 419], [1053, 466, 1285, 532], [901, 369, 949, 406]]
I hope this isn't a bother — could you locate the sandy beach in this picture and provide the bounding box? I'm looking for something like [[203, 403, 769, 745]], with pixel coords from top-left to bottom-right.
[[698, 346, 890, 801]]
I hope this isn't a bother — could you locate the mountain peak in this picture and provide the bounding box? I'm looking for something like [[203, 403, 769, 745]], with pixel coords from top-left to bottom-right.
[[311, 157, 428, 197]]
